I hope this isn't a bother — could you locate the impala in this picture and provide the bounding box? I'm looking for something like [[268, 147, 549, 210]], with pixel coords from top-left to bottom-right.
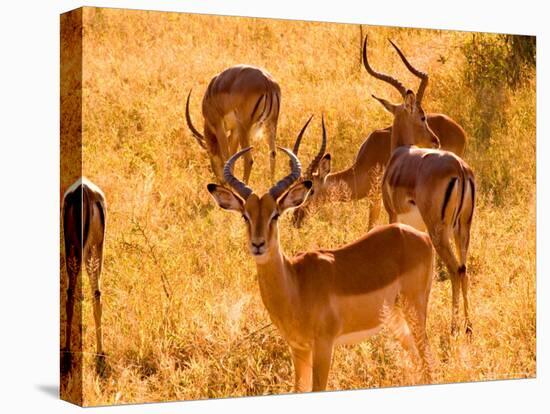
[[62, 177, 107, 376], [291, 36, 467, 229], [371, 78, 475, 335], [207, 145, 435, 392], [186, 64, 281, 183]]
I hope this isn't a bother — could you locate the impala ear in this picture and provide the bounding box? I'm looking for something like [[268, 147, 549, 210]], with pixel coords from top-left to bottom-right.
[[278, 181, 313, 212], [207, 184, 244, 212], [372, 94, 398, 114], [318, 153, 331, 179], [404, 90, 416, 113]]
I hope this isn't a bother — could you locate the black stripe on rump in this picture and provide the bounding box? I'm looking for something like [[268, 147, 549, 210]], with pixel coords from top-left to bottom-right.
[[453, 172, 466, 228], [468, 177, 476, 225], [251, 94, 265, 121], [441, 177, 458, 221]]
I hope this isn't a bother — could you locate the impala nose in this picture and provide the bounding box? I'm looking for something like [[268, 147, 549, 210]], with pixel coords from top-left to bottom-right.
[[251, 240, 266, 255]]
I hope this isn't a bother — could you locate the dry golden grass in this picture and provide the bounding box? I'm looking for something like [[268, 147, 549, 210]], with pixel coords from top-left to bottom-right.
[[61, 7, 535, 406]]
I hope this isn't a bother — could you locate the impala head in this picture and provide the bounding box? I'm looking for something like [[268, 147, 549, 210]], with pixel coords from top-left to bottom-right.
[[208, 146, 312, 263], [290, 115, 331, 228], [372, 90, 439, 149], [362, 35, 439, 149]]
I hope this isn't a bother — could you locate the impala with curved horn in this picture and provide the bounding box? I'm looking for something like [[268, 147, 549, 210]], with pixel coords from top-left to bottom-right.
[[363, 36, 467, 155], [291, 115, 388, 229], [207, 135, 435, 391], [366, 39, 476, 336], [291, 36, 467, 229], [186, 64, 281, 184]]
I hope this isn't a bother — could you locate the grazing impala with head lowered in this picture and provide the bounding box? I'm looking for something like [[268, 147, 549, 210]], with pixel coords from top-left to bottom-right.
[[207, 138, 435, 391], [186, 64, 281, 184], [363, 36, 476, 336], [292, 36, 467, 229]]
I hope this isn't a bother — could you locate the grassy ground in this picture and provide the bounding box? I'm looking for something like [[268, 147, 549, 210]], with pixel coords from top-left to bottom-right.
[[61, 7, 536, 405]]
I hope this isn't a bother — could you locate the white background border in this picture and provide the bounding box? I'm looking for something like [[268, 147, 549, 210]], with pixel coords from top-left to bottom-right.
[[0, 0, 546, 412]]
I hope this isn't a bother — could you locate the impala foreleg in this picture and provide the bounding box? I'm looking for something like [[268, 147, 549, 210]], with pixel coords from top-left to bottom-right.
[[215, 124, 230, 162], [368, 196, 382, 230], [236, 126, 254, 184], [267, 124, 277, 181], [228, 130, 240, 156], [291, 347, 313, 392], [381, 188, 397, 224], [312, 338, 334, 391], [205, 127, 225, 183], [85, 244, 106, 376]]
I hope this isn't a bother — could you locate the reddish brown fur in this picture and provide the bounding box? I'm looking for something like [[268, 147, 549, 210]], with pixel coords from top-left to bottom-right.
[[200, 65, 281, 183], [379, 92, 476, 336], [292, 113, 466, 229], [209, 179, 434, 391]]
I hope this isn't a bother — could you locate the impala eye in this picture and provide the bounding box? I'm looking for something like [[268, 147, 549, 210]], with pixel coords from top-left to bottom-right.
[[421, 116, 426, 122], [242, 214, 249, 222], [272, 213, 280, 221]]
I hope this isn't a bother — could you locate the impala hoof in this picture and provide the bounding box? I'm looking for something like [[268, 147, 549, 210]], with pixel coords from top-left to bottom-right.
[[436, 267, 449, 282], [96, 353, 108, 377], [465, 324, 473, 337], [61, 350, 72, 375]]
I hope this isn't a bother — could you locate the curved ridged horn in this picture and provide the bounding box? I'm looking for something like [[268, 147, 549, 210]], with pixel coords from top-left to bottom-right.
[[362, 35, 407, 98], [186, 90, 206, 149], [269, 147, 302, 200], [290, 114, 314, 169], [223, 147, 254, 200], [388, 39, 429, 103], [305, 114, 327, 179]]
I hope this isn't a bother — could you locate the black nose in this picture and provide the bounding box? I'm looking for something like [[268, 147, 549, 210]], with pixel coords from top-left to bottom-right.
[[252, 241, 265, 249]]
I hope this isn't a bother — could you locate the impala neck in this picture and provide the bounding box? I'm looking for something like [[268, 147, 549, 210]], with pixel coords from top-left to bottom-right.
[[324, 166, 370, 201], [254, 237, 295, 323], [390, 113, 414, 152]]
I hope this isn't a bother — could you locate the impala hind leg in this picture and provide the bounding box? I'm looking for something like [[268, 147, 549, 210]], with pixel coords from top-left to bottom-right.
[[391, 298, 433, 382], [290, 347, 313, 392], [454, 219, 473, 335], [85, 244, 106, 376], [410, 320, 433, 382], [62, 245, 81, 375], [430, 226, 462, 336], [312, 339, 334, 391], [405, 298, 433, 382], [387, 306, 420, 362]]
